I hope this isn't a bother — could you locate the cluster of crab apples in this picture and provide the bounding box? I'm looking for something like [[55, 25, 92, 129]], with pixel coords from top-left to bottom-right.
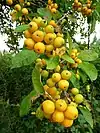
[[72, 0, 93, 16], [24, 17, 66, 57]]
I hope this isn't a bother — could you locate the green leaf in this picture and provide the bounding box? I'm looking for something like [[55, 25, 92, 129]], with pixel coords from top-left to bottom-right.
[[20, 90, 38, 117], [15, 24, 29, 32], [70, 71, 80, 88], [79, 107, 93, 129], [78, 62, 98, 81], [67, 32, 73, 54], [37, 8, 52, 21], [62, 53, 75, 64], [32, 67, 44, 94], [12, 50, 38, 68], [45, 56, 59, 70], [78, 50, 98, 61], [78, 69, 88, 83]]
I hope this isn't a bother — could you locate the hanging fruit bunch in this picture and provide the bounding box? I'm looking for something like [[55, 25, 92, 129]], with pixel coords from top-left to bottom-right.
[[72, 0, 93, 16], [47, 0, 58, 13], [24, 17, 66, 57], [6, 0, 98, 129]]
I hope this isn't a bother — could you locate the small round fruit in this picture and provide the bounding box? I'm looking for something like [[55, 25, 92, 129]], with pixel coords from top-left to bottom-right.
[[22, 8, 28, 15], [45, 25, 54, 33], [75, 58, 82, 64], [71, 63, 78, 68], [54, 37, 65, 48], [32, 30, 44, 42], [29, 22, 38, 33], [24, 38, 35, 50], [52, 110, 64, 123], [71, 88, 79, 95], [42, 100, 55, 114], [34, 42, 45, 54], [33, 17, 42, 27], [52, 73, 61, 83], [48, 0, 52, 5], [54, 3, 58, 9], [45, 45, 54, 52], [58, 80, 69, 90], [64, 105, 78, 120], [24, 30, 31, 38], [69, 102, 78, 107], [57, 33, 64, 38], [61, 118, 73, 127], [14, 4, 21, 11], [40, 20, 47, 27], [76, 74, 80, 80], [54, 65, 61, 72], [61, 70, 71, 80], [43, 85, 49, 91], [86, 9, 92, 16], [70, 52, 76, 59], [6, 0, 13, 5], [49, 20, 57, 27], [47, 87, 57, 96], [55, 99, 67, 112], [72, 49, 78, 54], [44, 33, 55, 44], [46, 78, 55, 87], [41, 70, 49, 78], [51, 8, 57, 13], [74, 94, 84, 104]]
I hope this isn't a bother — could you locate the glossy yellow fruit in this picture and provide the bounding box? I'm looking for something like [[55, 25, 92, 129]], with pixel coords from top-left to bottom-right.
[[70, 52, 76, 59], [32, 30, 44, 42], [45, 45, 54, 52], [55, 99, 67, 112], [29, 22, 38, 33], [34, 42, 45, 54], [46, 78, 55, 87], [47, 87, 57, 96], [52, 110, 64, 123], [64, 105, 78, 120], [71, 88, 79, 95], [72, 49, 78, 54], [42, 100, 55, 114], [6, 0, 13, 5], [22, 8, 28, 15], [54, 37, 65, 48], [33, 17, 42, 27], [61, 70, 71, 80], [61, 118, 73, 127], [48, 0, 53, 5], [14, 4, 21, 11], [54, 3, 58, 9], [57, 33, 64, 38], [52, 73, 61, 83], [58, 80, 69, 90], [44, 33, 55, 44], [43, 85, 49, 91], [45, 25, 54, 33], [75, 58, 82, 64], [24, 38, 35, 50], [51, 8, 57, 13], [54, 65, 61, 72], [74, 94, 84, 104], [49, 20, 57, 27], [24, 30, 31, 38]]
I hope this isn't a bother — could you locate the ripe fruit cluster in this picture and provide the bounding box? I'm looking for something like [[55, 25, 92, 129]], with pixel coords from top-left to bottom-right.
[[7, 0, 29, 22], [68, 48, 82, 69], [42, 99, 78, 127], [47, 0, 58, 13], [72, 0, 93, 16], [43, 70, 71, 98], [24, 17, 66, 57]]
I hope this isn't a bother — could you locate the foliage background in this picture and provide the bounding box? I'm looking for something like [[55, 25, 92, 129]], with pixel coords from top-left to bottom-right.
[[0, 0, 100, 132]]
